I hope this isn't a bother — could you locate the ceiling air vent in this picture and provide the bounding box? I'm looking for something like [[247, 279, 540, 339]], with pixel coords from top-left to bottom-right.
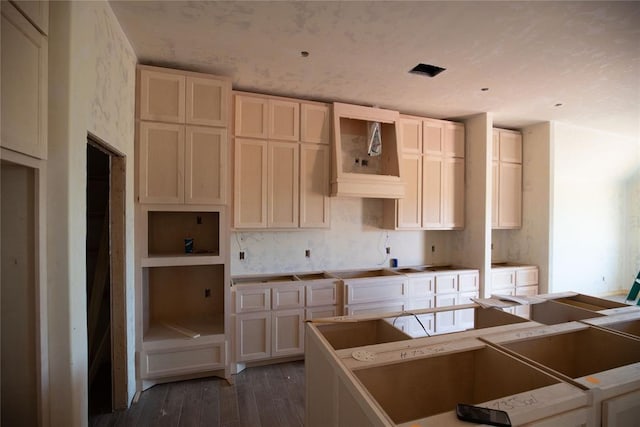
[[409, 63, 446, 77]]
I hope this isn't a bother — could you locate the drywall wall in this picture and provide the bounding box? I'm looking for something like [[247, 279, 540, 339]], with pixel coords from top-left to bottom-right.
[[449, 113, 492, 296], [492, 122, 553, 293], [230, 197, 452, 275], [550, 122, 639, 295], [48, 1, 136, 425]]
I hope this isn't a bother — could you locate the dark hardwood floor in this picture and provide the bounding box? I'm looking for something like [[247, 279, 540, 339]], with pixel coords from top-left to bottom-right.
[[90, 361, 305, 427]]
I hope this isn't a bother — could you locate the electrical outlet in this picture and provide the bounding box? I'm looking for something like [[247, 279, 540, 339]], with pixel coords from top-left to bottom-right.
[[305, 249, 311, 258], [386, 247, 391, 254], [204, 288, 211, 298], [239, 251, 245, 260], [431, 245, 435, 252], [197, 215, 202, 224]]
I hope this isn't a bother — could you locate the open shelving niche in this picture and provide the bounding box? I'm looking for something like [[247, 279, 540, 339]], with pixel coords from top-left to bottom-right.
[[137, 205, 230, 387]]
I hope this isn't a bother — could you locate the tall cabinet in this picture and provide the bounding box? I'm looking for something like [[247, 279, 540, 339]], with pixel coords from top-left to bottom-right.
[[233, 92, 331, 229], [492, 128, 522, 229], [384, 116, 465, 230], [135, 65, 232, 388]]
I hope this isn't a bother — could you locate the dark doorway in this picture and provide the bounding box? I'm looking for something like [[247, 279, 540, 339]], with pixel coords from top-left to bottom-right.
[[86, 142, 112, 416]]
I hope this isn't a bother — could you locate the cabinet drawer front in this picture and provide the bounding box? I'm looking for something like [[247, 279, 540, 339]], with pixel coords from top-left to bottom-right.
[[306, 282, 337, 306], [409, 276, 435, 298], [345, 301, 406, 316], [305, 306, 339, 320], [141, 342, 225, 379], [345, 279, 407, 305], [434, 274, 457, 294], [516, 267, 538, 286], [234, 288, 271, 312], [458, 272, 479, 292], [272, 285, 305, 310], [492, 270, 515, 290]]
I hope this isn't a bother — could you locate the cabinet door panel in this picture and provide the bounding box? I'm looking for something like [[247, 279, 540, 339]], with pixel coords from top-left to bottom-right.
[[234, 138, 268, 228], [408, 276, 434, 298], [300, 144, 330, 228], [301, 103, 330, 144], [236, 312, 270, 362], [443, 157, 464, 228], [498, 162, 522, 228], [234, 95, 268, 138], [186, 76, 229, 127], [434, 274, 457, 294], [422, 156, 443, 228], [268, 141, 299, 228], [397, 153, 422, 229], [443, 123, 465, 157], [423, 120, 444, 154], [499, 130, 522, 163], [492, 129, 500, 161], [138, 69, 185, 123], [400, 117, 422, 153], [1, 2, 48, 159], [269, 99, 299, 141], [459, 272, 479, 292], [491, 269, 516, 291], [272, 309, 304, 357], [185, 126, 227, 204], [435, 294, 458, 333], [492, 161, 499, 228], [458, 291, 478, 329], [11, 0, 48, 34], [235, 287, 271, 313], [516, 267, 538, 286], [139, 122, 184, 204]]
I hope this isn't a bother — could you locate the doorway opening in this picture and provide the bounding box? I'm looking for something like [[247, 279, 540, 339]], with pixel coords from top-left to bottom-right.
[[86, 137, 127, 417]]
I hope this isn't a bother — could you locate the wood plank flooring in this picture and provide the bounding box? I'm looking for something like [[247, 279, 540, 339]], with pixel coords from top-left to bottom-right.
[[89, 361, 305, 427]]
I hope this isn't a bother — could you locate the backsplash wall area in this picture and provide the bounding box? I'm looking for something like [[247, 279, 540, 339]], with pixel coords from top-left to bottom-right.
[[230, 197, 452, 275]]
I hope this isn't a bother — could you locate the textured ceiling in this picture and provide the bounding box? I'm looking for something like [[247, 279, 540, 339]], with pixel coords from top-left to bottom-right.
[[109, 1, 640, 140]]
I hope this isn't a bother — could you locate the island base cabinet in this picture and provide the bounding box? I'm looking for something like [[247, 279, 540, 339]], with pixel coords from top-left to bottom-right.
[[602, 389, 640, 427]]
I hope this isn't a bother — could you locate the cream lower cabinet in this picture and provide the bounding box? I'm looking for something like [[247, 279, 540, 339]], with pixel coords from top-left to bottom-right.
[[140, 336, 226, 380], [434, 270, 479, 333], [232, 274, 339, 367], [138, 123, 227, 204], [491, 265, 539, 317]]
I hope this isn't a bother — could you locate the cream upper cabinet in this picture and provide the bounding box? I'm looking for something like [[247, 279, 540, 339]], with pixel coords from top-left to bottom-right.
[[138, 122, 185, 204], [235, 94, 300, 141], [422, 119, 465, 230], [186, 76, 229, 127], [138, 65, 230, 127], [185, 126, 227, 204], [397, 118, 423, 229], [233, 92, 331, 229], [1, 1, 48, 159], [138, 69, 186, 123], [268, 141, 299, 228], [300, 144, 331, 228], [301, 103, 330, 144], [385, 116, 464, 230], [269, 99, 299, 141], [233, 138, 268, 228], [136, 65, 231, 205], [493, 128, 522, 229]]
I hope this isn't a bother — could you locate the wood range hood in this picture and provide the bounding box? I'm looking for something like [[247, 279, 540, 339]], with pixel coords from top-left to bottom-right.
[[330, 102, 404, 199]]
